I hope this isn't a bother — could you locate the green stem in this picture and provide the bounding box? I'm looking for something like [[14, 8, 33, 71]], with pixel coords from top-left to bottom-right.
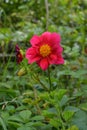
[[33, 74, 49, 91], [45, 0, 49, 31], [48, 67, 52, 91]]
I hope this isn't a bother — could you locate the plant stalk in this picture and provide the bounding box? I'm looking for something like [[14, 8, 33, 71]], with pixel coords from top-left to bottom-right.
[[48, 67, 52, 91], [45, 0, 49, 31]]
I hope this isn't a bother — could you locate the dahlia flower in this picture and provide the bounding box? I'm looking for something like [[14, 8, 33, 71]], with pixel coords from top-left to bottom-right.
[[15, 44, 23, 64], [26, 32, 64, 70]]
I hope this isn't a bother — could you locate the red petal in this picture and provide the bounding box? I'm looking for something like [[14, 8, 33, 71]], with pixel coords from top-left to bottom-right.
[[26, 47, 41, 63], [48, 54, 57, 64], [28, 56, 41, 63], [41, 32, 51, 44], [30, 35, 41, 46], [47, 32, 63, 53], [26, 47, 37, 56], [55, 55, 64, 64], [39, 58, 49, 70], [50, 33, 61, 44], [26, 47, 39, 59]]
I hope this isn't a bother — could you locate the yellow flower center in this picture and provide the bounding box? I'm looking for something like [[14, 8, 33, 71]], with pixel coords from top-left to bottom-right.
[[40, 44, 51, 57]]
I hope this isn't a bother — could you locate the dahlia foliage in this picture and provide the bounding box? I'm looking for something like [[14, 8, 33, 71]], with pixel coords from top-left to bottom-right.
[[26, 32, 64, 70]]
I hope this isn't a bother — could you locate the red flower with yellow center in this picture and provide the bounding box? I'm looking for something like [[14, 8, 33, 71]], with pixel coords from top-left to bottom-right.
[[26, 32, 64, 70]]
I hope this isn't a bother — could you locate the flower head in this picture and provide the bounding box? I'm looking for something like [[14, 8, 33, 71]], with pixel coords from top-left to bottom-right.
[[15, 44, 23, 64], [26, 32, 64, 70]]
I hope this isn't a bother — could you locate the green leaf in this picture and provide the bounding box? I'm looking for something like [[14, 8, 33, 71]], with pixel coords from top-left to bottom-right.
[[19, 110, 32, 123], [8, 121, 21, 128], [50, 118, 62, 128], [17, 125, 36, 130], [0, 112, 9, 124], [8, 115, 24, 123], [59, 95, 69, 107], [56, 89, 67, 100], [63, 110, 75, 121], [79, 103, 87, 111], [72, 110, 87, 130], [50, 119, 59, 128], [0, 88, 19, 97], [16, 106, 28, 111], [0, 117, 7, 130], [6, 105, 15, 113], [31, 115, 44, 121], [42, 109, 56, 118], [67, 125, 79, 130], [30, 121, 44, 127], [64, 106, 79, 112], [39, 124, 52, 130]]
